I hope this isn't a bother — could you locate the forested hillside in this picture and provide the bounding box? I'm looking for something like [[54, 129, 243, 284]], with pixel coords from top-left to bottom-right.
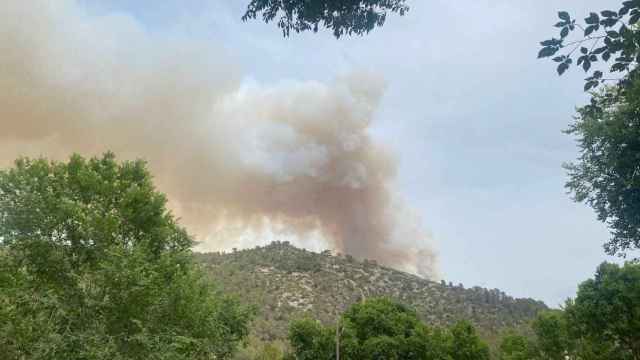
[[196, 242, 547, 347]]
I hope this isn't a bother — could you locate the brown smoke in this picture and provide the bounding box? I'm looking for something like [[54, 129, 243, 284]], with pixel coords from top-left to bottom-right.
[[0, 1, 438, 278]]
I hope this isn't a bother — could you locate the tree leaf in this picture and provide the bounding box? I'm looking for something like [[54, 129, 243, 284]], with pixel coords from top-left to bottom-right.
[[559, 11, 571, 21], [619, 6, 631, 16], [558, 62, 570, 75], [561, 27, 569, 38], [611, 62, 627, 71], [585, 12, 600, 24], [540, 39, 560, 46], [538, 46, 558, 58], [585, 24, 599, 36], [593, 46, 607, 55]]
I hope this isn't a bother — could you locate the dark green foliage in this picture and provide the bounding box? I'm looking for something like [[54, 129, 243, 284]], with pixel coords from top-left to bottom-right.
[[499, 262, 640, 359], [242, 0, 409, 38], [565, 80, 640, 256], [498, 332, 533, 360], [528, 304, 634, 359], [0, 153, 253, 359], [342, 298, 421, 343], [531, 310, 572, 360], [288, 318, 335, 359], [539, 2, 640, 90], [288, 298, 492, 359], [449, 321, 491, 360], [565, 262, 640, 358]]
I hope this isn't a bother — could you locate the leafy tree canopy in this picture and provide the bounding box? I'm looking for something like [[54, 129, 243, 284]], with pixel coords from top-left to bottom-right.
[[0, 153, 253, 359], [498, 331, 534, 360], [539, 1, 640, 257], [449, 321, 491, 360], [242, 0, 409, 38], [288, 297, 489, 359], [503, 262, 640, 359], [565, 261, 640, 359], [531, 310, 573, 360], [564, 77, 640, 256]]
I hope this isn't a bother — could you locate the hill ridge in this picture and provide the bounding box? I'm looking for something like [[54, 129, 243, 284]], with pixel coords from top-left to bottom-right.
[[195, 241, 547, 345]]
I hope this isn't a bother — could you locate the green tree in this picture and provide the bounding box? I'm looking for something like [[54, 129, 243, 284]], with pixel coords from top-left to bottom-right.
[[242, 0, 409, 38], [0, 153, 253, 359], [521, 263, 640, 359], [288, 317, 335, 360], [531, 310, 573, 360], [498, 331, 534, 360], [288, 297, 490, 359], [565, 262, 640, 359], [564, 81, 640, 256], [342, 298, 421, 344], [402, 325, 452, 360], [449, 320, 490, 360], [539, 1, 640, 257]]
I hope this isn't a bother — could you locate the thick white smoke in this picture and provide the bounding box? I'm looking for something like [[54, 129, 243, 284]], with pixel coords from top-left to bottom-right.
[[0, 0, 438, 278]]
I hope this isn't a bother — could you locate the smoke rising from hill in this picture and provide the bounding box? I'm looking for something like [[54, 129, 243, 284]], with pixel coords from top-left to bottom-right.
[[0, 0, 438, 278]]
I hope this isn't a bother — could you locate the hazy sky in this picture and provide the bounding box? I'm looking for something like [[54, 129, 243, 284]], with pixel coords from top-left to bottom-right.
[[69, 0, 630, 306]]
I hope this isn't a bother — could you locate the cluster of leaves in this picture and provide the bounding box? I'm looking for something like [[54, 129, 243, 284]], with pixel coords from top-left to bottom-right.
[[564, 77, 640, 256], [242, 0, 409, 38], [498, 262, 640, 360], [288, 297, 490, 359], [539, 1, 640, 91], [0, 153, 253, 359]]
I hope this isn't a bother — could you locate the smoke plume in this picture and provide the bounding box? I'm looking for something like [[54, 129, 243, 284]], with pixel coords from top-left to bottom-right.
[[0, 1, 438, 278]]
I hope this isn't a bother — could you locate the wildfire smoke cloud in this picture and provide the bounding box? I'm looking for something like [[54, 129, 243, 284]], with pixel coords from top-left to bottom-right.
[[0, 0, 438, 278]]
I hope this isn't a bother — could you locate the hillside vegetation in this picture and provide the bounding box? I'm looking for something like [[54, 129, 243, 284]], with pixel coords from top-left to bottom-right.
[[195, 241, 547, 347]]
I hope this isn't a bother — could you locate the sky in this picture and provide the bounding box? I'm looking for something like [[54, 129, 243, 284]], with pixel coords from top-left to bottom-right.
[[34, 0, 629, 306]]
